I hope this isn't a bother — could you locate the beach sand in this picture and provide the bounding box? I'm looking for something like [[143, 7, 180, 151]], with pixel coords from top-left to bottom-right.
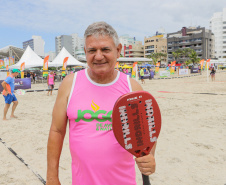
[[0, 70, 226, 185]]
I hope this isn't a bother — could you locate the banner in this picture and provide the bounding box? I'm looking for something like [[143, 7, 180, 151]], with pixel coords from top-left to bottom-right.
[[6, 65, 9, 76], [43, 56, 49, 77], [191, 68, 199, 73], [131, 62, 137, 78], [160, 70, 170, 78], [0, 78, 31, 92], [170, 61, 176, 74], [20, 62, 25, 79], [155, 62, 160, 74], [205, 59, 210, 70], [62, 57, 69, 76], [9, 57, 15, 65], [0, 59, 4, 68], [179, 69, 189, 75], [200, 59, 204, 70]]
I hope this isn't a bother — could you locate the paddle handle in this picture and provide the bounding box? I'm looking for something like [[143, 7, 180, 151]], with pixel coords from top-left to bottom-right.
[[142, 174, 151, 185]]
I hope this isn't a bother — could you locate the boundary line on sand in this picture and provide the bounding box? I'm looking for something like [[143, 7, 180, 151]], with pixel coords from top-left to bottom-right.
[[0, 138, 46, 185]]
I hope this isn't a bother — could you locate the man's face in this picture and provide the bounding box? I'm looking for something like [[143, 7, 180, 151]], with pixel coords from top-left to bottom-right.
[[84, 35, 122, 75], [12, 72, 19, 77]]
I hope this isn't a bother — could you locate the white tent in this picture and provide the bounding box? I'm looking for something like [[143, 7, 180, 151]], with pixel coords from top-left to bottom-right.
[[49, 47, 87, 67], [9, 46, 43, 69]]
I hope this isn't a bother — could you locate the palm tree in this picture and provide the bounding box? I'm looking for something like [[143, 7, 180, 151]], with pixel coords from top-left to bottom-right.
[[148, 52, 167, 65], [188, 50, 200, 65], [172, 49, 181, 62]]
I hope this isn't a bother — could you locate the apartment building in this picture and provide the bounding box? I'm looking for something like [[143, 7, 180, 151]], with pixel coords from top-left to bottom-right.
[[210, 8, 226, 59], [124, 41, 144, 58], [144, 35, 167, 63], [45, 51, 56, 62], [55, 35, 73, 56], [71, 33, 85, 59], [23, 36, 45, 57], [167, 27, 214, 63], [119, 34, 137, 56], [55, 34, 85, 59]]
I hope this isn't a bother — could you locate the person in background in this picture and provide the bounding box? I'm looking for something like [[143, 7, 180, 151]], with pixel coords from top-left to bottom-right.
[[210, 67, 216, 81], [46, 21, 156, 185], [47, 71, 55, 96], [1, 69, 21, 120], [140, 66, 145, 84]]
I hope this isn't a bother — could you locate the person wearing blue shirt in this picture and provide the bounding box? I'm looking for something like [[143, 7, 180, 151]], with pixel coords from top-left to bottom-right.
[[1, 69, 20, 120]]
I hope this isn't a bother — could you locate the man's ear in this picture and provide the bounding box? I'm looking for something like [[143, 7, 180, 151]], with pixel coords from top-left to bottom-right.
[[117, 43, 122, 58]]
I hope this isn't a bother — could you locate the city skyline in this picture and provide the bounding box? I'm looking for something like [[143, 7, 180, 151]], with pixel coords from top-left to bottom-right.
[[0, 0, 225, 53]]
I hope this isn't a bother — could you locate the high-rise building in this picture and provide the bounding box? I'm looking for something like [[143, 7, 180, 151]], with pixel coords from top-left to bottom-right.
[[55, 34, 85, 59], [210, 8, 226, 59], [167, 27, 214, 63], [23, 36, 45, 57], [45, 51, 56, 62], [55, 35, 73, 56], [119, 34, 137, 56], [124, 41, 144, 58], [71, 33, 85, 59], [144, 35, 167, 63]]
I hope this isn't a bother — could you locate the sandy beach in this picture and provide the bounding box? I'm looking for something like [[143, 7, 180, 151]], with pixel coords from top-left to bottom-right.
[[0, 70, 226, 185]]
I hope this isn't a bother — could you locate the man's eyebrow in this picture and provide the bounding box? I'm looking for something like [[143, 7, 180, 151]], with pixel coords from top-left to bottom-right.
[[87, 47, 96, 50]]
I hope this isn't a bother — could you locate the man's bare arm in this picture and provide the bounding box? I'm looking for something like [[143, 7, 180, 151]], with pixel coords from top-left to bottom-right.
[[46, 74, 74, 184]]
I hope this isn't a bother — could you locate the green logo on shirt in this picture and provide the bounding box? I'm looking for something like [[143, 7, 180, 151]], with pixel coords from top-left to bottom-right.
[[75, 110, 112, 122]]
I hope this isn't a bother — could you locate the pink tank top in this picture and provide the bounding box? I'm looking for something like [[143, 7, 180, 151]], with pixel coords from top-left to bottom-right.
[[48, 74, 54, 85], [67, 69, 136, 185]]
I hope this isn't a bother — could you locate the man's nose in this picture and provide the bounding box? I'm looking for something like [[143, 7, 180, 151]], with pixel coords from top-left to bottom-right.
[[94, 50, 104, 60]]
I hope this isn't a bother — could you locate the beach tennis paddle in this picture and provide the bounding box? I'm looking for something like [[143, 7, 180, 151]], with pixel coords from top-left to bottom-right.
[[112, 91, 161, 185]]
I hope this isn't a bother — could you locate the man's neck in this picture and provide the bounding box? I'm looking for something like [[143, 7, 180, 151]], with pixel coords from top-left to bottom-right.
[[87, 69, 118, 84]]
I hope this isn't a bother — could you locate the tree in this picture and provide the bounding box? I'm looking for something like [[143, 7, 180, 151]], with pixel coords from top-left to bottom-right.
[[188, 50, 200, 65], [172, 49, 181, 62], [147, 52, 167, 65]]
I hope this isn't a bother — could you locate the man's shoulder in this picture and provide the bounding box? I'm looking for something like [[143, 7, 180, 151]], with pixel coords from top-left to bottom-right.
[[129, 78, 143, 91], [5, 76, 13, 82]]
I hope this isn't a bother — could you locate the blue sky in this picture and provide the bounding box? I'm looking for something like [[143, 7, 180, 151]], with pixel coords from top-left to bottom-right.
[[0, 0, 225, 53]]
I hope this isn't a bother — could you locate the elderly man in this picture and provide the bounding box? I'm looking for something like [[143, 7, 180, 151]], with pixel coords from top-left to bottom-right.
[[1, 69, 20, 120], [47, 22, 156, 185]]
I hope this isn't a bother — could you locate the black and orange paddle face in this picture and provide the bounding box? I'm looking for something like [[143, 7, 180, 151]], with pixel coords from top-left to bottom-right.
[[112, 91, 161, 158]]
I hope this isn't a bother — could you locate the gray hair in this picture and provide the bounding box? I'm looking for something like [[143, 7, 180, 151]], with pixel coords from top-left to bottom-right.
[[84, 21, 120, 47]]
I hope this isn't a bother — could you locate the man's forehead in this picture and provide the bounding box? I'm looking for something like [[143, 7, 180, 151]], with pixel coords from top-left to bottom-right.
[[85, 35, 115, 46]]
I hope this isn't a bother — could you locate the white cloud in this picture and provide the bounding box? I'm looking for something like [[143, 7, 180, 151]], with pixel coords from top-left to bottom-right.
[[0, 0, 225, 41]]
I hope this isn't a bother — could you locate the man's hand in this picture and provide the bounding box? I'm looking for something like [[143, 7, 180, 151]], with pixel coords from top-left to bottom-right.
[[4, 90, 9, 96], [135, 154, 156, 176]]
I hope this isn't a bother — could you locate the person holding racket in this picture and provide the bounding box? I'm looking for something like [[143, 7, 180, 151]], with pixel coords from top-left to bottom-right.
[[47, 22, 157, 185]]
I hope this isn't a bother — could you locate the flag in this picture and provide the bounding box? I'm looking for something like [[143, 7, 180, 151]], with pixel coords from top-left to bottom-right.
[[6, 65, 9, 76], [131, 62, 138, 78], [43, 56, 49, 77], [62, 57, 69, 76], [170, 61, 176, 74], [205, 59, 210, 70], [115, 62, 119, 69], [0, 59, 4, 68], [20, 62, 25, 78], [155, 62, 160, 73], [200, 59, 204, 70]]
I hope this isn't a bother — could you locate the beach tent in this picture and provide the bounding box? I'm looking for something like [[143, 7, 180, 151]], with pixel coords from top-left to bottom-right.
[[49, 47, 87, 67], [9, 46, 43, 69]]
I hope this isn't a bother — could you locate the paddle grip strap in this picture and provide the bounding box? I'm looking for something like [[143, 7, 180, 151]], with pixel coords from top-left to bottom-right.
[[142, 174, 151, 185]]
